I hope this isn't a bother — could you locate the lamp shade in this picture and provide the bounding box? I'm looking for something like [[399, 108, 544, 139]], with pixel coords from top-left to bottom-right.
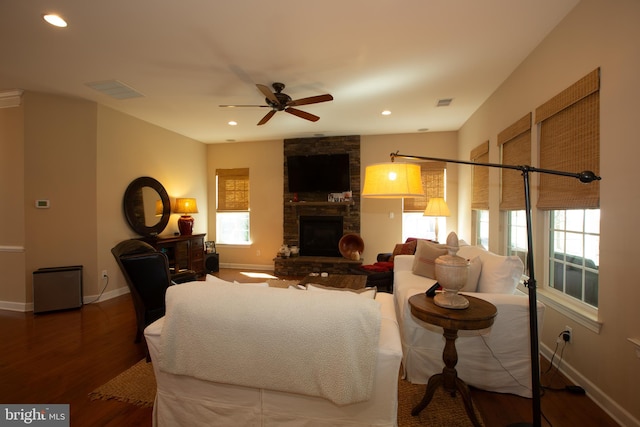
[[423, 197, 450, 217], [155, 199, 164, 216], [174, 198, 198, 214], [362, 163, 424, 198]]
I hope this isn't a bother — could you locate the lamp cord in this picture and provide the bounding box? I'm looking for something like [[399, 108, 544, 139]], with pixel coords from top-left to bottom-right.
[[86, 275, 109, 304]]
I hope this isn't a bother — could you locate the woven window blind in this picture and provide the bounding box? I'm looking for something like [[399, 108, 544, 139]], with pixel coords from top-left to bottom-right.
[[217, 168, 250, 211], [470, 141, 489, 210], [403, 161, 446, 212], [498, 113, 531, 210], [535, 68, 600, 210]]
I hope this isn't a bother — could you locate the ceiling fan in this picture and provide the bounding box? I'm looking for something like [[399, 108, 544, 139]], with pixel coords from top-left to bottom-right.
[[220, 82, 333, 125]]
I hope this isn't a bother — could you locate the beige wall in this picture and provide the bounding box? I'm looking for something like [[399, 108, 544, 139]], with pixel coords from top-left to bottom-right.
[[23, 92, 98, 303], [0, 93, 206, 309], [360, 132, 459, 264], [458, 0, 640, 424], [0, 102, 26, 306], [206, 139, 284, 267], [96, 105, 207, 297]]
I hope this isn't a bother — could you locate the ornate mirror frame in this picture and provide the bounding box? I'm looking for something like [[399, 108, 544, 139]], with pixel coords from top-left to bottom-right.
[[123, 176, 170, 237]]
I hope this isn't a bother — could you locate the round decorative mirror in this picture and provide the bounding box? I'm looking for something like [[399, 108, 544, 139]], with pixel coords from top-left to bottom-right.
[[123, 176, 170, 237]]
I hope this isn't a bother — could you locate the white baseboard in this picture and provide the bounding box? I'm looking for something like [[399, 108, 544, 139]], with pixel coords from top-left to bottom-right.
[[82, 286, 130, 304], [0, 300, 31, 312], [540, 343, 640, 427], [0, 286, 131, 312]]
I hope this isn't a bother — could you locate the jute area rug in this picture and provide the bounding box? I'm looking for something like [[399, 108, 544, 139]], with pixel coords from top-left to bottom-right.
[[90, 360, 484, 426]]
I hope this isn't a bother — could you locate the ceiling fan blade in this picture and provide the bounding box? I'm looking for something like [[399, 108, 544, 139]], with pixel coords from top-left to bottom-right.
[[288, 94, 334, 107], [219, 104, 269, 108], [256, 84, 280, 106], [285, 107, 320, 122], [257, 110, 276, 126]]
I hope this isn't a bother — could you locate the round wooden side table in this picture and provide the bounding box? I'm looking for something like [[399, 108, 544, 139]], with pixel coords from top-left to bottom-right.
[[408, 293, 497, 427]]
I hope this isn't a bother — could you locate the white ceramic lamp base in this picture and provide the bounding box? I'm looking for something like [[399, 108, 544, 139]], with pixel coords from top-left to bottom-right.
[[434, 291, 469, 309]]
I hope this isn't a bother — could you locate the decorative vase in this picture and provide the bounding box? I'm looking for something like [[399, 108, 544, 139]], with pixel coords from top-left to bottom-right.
[[434, 232, 469, 309], [178, 215, 194, 235]]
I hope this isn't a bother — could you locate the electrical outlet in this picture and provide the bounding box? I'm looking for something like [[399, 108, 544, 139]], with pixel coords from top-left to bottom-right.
[[563, 326, 572, 343], [256, 249, 261, 257], [101, 270, 108, 280]]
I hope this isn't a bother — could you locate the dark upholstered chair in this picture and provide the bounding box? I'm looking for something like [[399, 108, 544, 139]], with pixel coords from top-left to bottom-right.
[[111, 240, 174, 345]]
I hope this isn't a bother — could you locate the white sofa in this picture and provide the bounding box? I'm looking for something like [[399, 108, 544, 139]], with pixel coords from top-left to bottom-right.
[[145, 279, 403, 427], [393, 240, 545, 398]]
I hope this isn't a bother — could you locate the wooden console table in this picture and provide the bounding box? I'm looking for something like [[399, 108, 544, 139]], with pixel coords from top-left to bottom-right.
[[408, 293, 497, 427], [140, 233, 205, 277]]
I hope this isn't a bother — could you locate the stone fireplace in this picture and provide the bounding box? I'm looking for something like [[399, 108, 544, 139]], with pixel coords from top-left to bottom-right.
[[274, 135, 362, 276]]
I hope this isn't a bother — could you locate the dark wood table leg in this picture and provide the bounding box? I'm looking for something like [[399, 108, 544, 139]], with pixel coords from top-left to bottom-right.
[[412, 327, 482, 427], [411, 373, 442, 415]]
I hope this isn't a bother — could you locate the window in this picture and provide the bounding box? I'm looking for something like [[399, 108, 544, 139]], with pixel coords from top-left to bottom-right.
[[402, 212, 445, 243], [216, 168, 250, 244], [549, 209, 600, 307], [402, 162, 446, 241], [473, 210, 489, 249], [507, 210, 528, 270], [535, 69, 600, 309]]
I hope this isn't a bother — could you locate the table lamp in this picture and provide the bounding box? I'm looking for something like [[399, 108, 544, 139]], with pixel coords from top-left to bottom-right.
[[174, 198, 198, 235], [423, 197, 450, 242]]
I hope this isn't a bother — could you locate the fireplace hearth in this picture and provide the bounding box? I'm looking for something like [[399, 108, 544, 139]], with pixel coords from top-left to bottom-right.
[[299, 216, 343, 257]]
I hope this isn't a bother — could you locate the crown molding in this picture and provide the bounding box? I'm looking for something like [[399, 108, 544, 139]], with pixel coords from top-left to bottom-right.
[[0, 89, 24, 108]]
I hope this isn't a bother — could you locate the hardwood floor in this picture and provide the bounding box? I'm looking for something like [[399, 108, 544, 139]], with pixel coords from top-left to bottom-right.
[[0, 269, 619, 426]]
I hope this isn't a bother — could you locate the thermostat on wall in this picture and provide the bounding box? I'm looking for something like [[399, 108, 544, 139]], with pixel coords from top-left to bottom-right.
[[35, 200, 50, 209]]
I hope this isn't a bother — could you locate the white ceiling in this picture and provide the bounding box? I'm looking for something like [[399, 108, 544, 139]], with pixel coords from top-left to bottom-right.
[[0, 0, 579, 144]]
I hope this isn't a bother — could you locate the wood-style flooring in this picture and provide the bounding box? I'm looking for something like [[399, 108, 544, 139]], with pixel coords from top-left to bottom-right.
[[0, 268, 619, 426]]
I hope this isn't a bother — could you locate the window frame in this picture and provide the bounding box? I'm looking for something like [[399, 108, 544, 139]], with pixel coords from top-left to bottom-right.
[[216, 168, 251, 245]]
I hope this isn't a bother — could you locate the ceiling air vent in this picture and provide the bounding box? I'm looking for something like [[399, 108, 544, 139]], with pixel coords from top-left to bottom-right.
[[86, 80, 144, 100], [436, 98, 453, 107]]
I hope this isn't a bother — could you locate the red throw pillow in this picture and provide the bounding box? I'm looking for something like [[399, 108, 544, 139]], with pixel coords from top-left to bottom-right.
[[390, 240, 418, 261]]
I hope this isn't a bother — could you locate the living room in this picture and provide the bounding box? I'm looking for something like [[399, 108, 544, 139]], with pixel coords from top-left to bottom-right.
[[1, 0, 639, 425]]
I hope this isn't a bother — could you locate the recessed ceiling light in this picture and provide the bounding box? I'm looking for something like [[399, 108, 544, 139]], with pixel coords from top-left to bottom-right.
[[43, 14, 67, 28], [228, 121, 238, 126], [381, 110, 392, 116]]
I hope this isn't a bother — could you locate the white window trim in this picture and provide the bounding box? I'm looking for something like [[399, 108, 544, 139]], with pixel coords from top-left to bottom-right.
[[536, 213, 602, 334]]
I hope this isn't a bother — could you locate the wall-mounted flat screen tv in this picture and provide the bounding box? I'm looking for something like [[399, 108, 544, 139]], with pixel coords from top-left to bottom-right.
[[287, 153, 351, 193]]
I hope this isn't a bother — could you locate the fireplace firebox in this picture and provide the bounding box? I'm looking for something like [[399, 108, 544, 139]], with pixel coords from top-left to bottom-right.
[[299, 216, 343, 257]]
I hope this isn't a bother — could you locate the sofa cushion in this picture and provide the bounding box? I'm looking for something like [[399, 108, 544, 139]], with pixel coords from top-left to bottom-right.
[[411, 240, 448, 279], [391, 240, 418, 260], [457, 245, 523, 293], [461, 256, 482, 292]]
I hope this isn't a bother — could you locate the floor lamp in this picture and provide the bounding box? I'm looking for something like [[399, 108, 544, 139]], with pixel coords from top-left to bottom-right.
[[363, 151, 600, 427]]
